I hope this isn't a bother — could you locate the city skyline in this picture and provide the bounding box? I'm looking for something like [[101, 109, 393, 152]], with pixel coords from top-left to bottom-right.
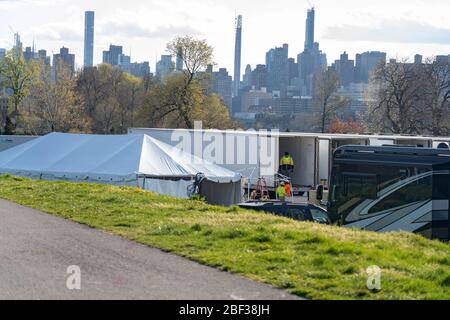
[[1, 0, 450, 73]]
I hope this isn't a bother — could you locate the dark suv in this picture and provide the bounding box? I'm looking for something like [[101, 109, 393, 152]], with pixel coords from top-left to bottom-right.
[[239, 202, 330, 224]]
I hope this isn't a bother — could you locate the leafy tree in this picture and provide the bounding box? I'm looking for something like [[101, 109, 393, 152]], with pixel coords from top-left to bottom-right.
[[76, 64, 146, 134], [19, 61, 90, 135], [0, 49, 38, 132], [139, 74, 202, 128], [92, 65, 123, 134], [191, 94, 236, 129], [148, 36, 214, 128], [138, 74, 235, 129], [117, 73, 144, 133]]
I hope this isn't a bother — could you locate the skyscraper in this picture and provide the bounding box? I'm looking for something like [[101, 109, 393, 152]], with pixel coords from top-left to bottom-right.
[[23, 47, 35, 62], [118, 53, 131, 66], [242, 64, 252, 88], [103, 45, 123, 66], [53, 47, 75, 77], [414, 54, 423, 65], [118, 54, 151, 78], [288, 58, 299, 85], [233, 15, 243, 97], [13, 33, 22, 57], [355, 51, 386, 83], [84, 11, 95, 67], [38, 49, 51, 66], [251, 65, 269, 90], [305, 7, 315, 50], [124, 62, 151, 78], [266, 44, 289, 92], [156, 55, 175, 81], [297, 7, 327, 96], [212, 68, 233, 110], [332, 52, 355, 87]]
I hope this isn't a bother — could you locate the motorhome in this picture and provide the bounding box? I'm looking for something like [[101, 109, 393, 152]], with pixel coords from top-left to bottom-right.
[[328, 145, 450, 241]]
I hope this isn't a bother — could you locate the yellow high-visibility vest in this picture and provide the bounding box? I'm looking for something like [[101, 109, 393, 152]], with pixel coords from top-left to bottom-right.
[[281, 156, 294, 166], [276, 186, 286, 198]]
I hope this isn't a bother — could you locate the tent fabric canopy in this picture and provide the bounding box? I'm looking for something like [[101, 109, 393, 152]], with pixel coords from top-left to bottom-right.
[[0, 132, 241, 184]]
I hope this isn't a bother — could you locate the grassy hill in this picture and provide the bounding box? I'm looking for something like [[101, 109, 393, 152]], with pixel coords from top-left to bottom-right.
[[0, 174, 449, 300]]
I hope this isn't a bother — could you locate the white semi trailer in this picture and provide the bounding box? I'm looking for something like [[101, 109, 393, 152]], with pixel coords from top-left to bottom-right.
[[128, 128, 450, 192]]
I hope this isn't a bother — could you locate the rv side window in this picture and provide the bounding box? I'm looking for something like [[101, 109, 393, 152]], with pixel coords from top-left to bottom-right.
[[343, 173, 378, 200], [368, 175, 432, 214]]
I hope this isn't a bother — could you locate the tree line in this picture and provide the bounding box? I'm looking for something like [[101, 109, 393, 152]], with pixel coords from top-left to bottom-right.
[[0, 36, 235, 135], [2, 37, 449, 137], [282, 56, 450, 136], [367, 57, 450, 136]]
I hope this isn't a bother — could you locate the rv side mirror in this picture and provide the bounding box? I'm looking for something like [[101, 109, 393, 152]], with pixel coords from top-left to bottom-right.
[[316, 185, 324, 201]]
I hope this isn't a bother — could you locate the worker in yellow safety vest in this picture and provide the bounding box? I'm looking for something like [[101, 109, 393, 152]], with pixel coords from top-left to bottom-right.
[[280, 152, 295, 177], [276, 182, 287, 202], [281, 152, 294, 166]]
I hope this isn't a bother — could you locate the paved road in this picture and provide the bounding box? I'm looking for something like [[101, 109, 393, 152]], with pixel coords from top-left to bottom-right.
[[0, 199, 299, 300]]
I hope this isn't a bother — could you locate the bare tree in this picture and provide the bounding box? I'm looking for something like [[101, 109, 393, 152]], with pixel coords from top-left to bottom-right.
[[421, 58, 450, 136], [76, 66, 108, 118], [313, 69, 346, 133], [367, 59, 424, 134]]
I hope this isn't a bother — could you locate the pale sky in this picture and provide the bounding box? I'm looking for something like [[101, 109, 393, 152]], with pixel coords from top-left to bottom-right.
[[1, 0, 450, 74]]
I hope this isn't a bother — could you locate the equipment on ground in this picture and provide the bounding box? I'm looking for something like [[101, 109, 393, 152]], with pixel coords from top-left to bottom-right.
[[187, 173, 206, 198], [252, 178, 270, 201]]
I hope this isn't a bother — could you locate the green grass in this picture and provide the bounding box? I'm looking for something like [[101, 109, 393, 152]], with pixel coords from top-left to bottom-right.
[[0, 174, 449, 300]]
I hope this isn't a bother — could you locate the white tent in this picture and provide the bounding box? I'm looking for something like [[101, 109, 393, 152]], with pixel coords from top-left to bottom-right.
[[0, 133, 242, 205]]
